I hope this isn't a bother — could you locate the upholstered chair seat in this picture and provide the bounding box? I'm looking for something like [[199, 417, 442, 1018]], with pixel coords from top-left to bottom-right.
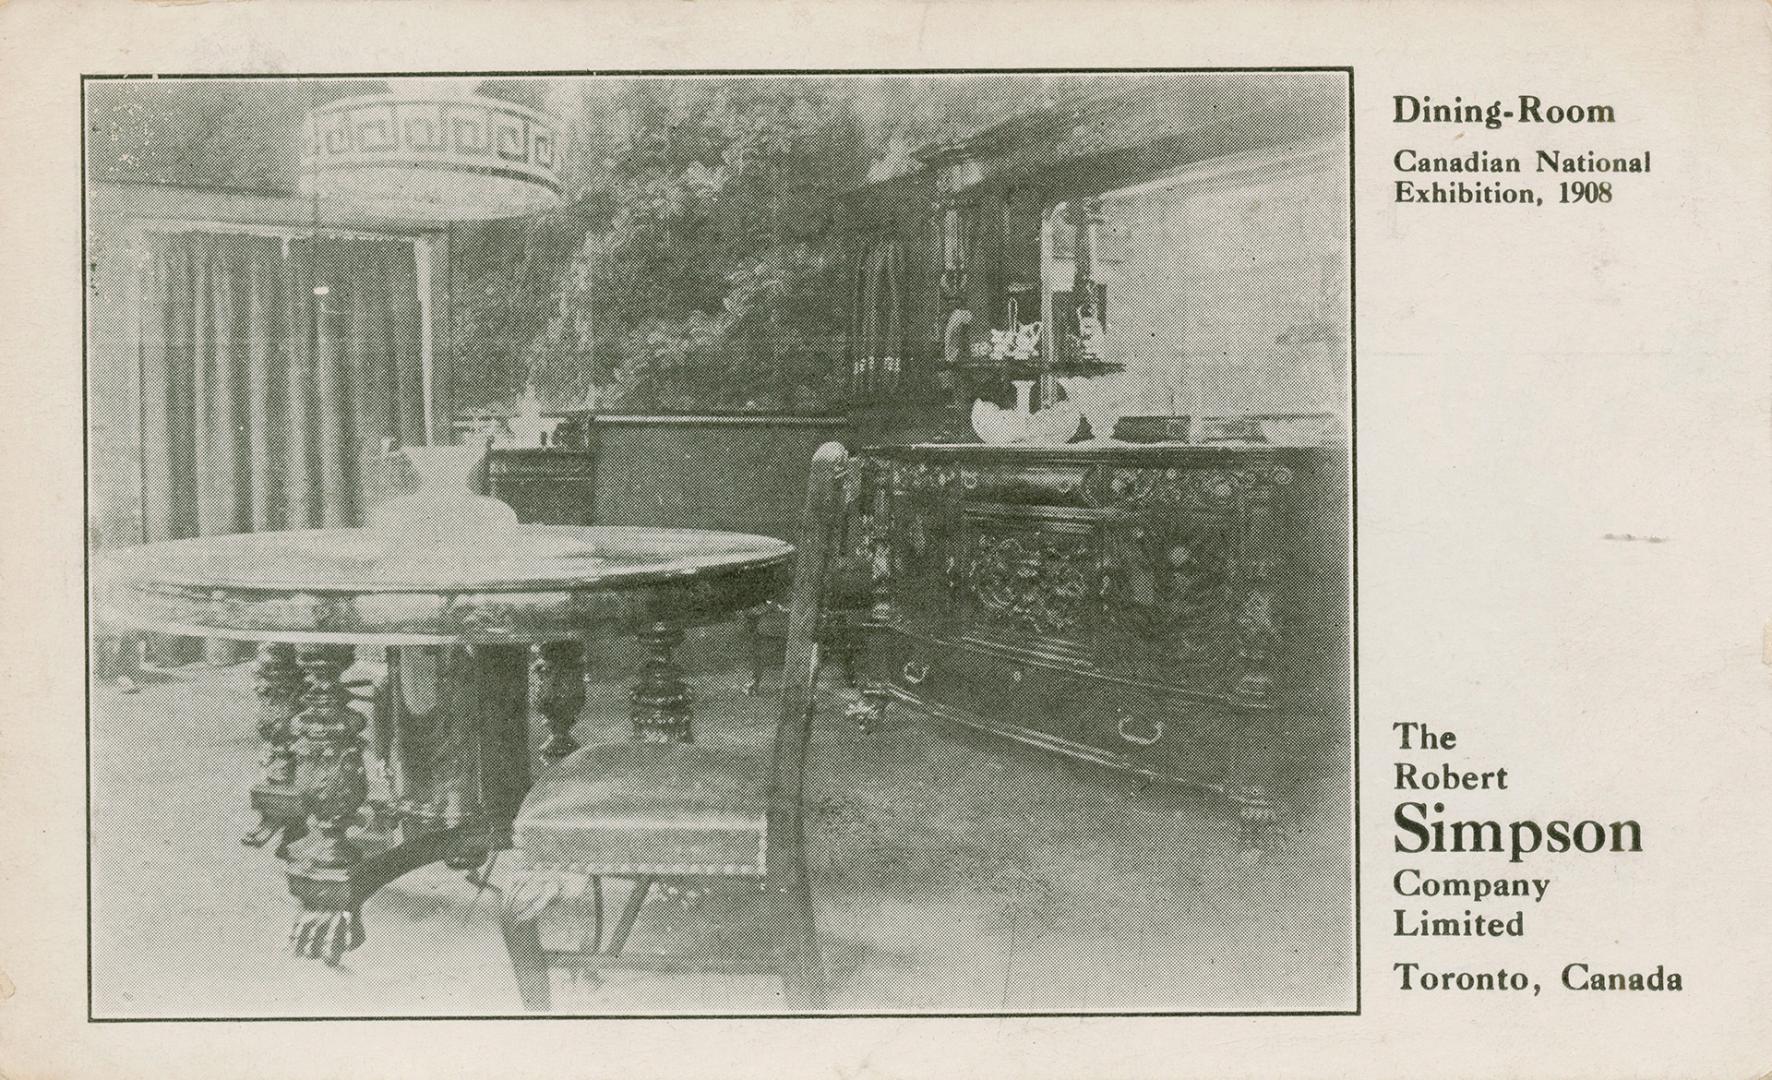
[[512, 743, 769, 878]]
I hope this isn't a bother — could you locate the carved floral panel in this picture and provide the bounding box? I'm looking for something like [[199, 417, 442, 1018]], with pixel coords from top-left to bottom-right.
[[961, 526, 1097, 642], [1100, 514, 1242, 686]]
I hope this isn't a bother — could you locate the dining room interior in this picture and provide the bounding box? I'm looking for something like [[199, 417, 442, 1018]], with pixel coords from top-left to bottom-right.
[[85, 70, 1354, 1017]]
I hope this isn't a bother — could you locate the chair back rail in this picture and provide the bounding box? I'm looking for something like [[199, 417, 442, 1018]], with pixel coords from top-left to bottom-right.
[[764, 441, 849, 859], [500, 441, 848, 1011]]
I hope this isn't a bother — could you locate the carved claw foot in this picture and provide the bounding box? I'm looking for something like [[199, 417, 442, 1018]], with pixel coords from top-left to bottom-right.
[[241, 821, 279, 848], [290, 906, 365, 966], [845, 686, 890, 735]]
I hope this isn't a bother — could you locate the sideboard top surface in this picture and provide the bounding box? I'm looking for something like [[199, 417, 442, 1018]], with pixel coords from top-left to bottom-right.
[[862, 442, 1345, 466]]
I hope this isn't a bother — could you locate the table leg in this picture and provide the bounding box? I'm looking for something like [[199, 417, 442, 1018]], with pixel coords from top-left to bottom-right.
[[631, 621, 693, 743], [288, 644, 369, 963], [534, 641, 586, 764], [243, 643, 307, 857], [286, 642, 535, 964]]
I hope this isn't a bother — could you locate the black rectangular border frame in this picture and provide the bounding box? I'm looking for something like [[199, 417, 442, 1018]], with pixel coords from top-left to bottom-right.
[[81, 65, 1359, 1023]]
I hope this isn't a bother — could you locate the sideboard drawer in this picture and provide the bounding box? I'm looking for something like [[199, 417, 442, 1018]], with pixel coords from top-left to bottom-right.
[[867, 630, 1082, 747], [1070, 680, 1223, 776], [1068, 678, 1302, 791], [886, 635, 1025, 727], [866, 624, 1314, 798]]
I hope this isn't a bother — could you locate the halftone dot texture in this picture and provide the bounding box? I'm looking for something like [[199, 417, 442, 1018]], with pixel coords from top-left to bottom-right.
[[88, 71, 1351, 1016], [90, 640, 1352, 1016]]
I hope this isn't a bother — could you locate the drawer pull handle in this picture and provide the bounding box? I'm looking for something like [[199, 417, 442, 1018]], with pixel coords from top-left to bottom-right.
[[901, 660, 930, 685], [1117, 714, 1165, 746]]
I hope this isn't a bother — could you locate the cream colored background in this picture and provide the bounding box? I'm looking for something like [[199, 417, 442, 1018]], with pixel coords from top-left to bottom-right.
[[3, 1, 1769, 1077]]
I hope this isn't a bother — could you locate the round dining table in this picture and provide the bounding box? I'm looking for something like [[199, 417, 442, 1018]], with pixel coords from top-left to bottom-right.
[[97, 524, 792, 965]]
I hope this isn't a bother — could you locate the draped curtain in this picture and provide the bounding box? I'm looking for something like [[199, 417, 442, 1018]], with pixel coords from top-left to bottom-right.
[[137, 229, 425, 661]]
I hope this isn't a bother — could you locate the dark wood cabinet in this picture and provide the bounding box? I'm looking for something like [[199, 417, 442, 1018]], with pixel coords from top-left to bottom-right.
[[484, 417, 850, 536], [486, 449, 598, 526], [855, 443, 1349, 822]]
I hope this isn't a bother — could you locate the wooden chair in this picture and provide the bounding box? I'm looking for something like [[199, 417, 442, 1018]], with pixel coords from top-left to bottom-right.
[[498, 442, 849, 1011]]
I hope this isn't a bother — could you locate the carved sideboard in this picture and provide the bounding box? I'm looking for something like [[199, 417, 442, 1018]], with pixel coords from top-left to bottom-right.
[[855, 443, 1350, 832]]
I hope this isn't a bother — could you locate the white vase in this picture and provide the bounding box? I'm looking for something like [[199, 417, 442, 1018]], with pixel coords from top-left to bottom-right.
[[972, 380, 1081, 446], [368, 442, 518, 541], [1059, 377, 1123, 444], [971, 380, 1035, 444]]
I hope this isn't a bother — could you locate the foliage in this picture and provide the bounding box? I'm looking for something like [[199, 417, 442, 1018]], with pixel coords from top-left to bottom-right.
[[454, 82, 870, 413], [450, 76, 1128, 414]]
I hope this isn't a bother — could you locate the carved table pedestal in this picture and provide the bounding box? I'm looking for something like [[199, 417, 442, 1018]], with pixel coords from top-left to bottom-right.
[[99, 525, 790, 965]]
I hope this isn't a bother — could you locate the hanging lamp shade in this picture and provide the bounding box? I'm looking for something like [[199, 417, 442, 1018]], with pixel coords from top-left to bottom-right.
[[300, 82, 565, 222]]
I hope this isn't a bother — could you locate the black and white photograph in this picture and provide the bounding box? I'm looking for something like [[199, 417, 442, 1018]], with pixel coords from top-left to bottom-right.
[[83, 70, 1354, 1018]]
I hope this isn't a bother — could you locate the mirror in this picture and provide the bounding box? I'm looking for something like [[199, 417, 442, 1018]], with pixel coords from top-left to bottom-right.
[[1043, 140, 1348, 442]]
